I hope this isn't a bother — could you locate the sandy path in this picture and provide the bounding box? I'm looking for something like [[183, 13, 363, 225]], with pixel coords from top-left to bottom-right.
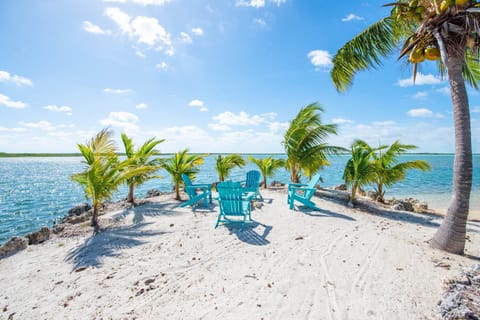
[[1, 188, 479, 320]]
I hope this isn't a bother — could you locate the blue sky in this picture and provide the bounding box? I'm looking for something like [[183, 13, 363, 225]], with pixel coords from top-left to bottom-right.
[[1, 0, 479, 153]]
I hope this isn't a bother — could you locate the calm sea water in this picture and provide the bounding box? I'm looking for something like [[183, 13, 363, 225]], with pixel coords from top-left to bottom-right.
[[0, 154, 478, 244]]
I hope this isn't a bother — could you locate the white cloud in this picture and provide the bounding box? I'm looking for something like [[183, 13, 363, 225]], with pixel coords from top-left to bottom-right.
[[0, 93, 27, 109], [156, 62, 168, 70], [254, 18, 267, 27], [191, 28, 204, 36], [188, 99, 204, 107], [135, 103, 148, 109], [105, 7, 132, 34], [131, 16, 171, 46], [406, 109, 444, 118], [179, 32, 192, 44], [135, 50, 146, 58], [213, 111, 276, 126], [132, 0, 171, 5], [413, 91, 428, 99], [332, 118, 355, 125], [0, 70, 33, 86], [271, 0, 286, 5], [165, 47, 175, 56], [436, 86, 450, 95], [208, 123, 231, 131], [104, 0, 127, 2], [19, 121, 55, 131], [236, 0, 266, 8], [341, 14, 364, 22], [268, 121, 289, 133], [104, 88, 132, 94], [188, 99, 208, 112], [398, 73, 444, 87], [82, 21, 111, 35], [472, 107, 480, 113], [43, 105, 73, 115], [100, 111, 140, 132], [0, 126, 27, 133], [307, 50, 333, 71]]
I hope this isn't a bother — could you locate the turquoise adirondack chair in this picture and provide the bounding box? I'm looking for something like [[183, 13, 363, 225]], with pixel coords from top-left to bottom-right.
[[215, 181, 253, 229], [180, 174, 212, 211], [242, 170, 263, 201], [288, 174, 322, 210]]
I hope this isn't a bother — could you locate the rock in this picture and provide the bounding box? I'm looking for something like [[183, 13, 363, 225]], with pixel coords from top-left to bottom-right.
[[145, 189, 162, 198], [392, 203, 406, 211], [61, 210, 92, 224], [26, 227, 50, 245], [67, 203, 92, 216], [413, 202, 429, 213], [270, 180, 285, 187], [439, 263, 480, 319], [334, 184, 347, 191], [0, 237, 28, 259], [366, 191, 377, 201]]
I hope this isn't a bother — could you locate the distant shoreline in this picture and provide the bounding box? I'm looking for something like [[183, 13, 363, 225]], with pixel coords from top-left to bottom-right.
[[2, 152, 478, 158]]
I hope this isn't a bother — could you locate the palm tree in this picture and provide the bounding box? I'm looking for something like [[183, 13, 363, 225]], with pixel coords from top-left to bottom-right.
[[365, 140, 432, 203], [121, 133, 165, 204], [248, 155, 286, 188], [282, 103, 344, 183], [330, 1, 477, 254], [72, 129, 129, 230], [343, 141, 376, 206], [163, 149, 204, 200], [215, 154, 246, 182]]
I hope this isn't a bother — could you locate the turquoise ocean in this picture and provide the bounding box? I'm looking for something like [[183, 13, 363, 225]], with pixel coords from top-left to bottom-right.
[[0, 154, 479, 244]]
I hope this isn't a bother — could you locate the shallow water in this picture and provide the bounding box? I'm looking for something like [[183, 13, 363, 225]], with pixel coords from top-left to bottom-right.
[[0, 154, 478, 244]]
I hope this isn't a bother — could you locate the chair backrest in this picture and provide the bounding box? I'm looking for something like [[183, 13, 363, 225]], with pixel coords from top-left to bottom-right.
[[307, 174, 322, 189], [182, 173, 193, 187], [245, 170, 261, 188], [182, 174, 197, 199], [217, 181, 244, 215]]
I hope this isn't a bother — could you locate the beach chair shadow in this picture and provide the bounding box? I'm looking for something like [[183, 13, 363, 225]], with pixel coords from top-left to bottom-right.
[[298, 206, 356, 221], [65, 223, 167, 270], [111, 201, 194, 224], [225, 221, 272, 246]]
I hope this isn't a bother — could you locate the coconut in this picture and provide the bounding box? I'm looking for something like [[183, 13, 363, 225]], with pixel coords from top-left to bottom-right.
[[409, 48, 425, 63], [425, 47, 441, 60]]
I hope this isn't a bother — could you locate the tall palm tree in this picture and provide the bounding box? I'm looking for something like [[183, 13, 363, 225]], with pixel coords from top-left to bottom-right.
[[362, 140, 432, 203], [215, 154, 246, 182], [282, 103, 344, 183], [72, 129, 130, 230], [163, 149, 204, 200], [330, 1, 477, 254], [121, 133, 165, 204], [343, 141, 376, 205], [248, 155, 286, 188]]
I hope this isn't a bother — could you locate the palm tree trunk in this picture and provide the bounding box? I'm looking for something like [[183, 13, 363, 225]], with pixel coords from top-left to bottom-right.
[[376, 182, 384, 203], [264, 177, 267, 189], [351, 182, 358, 203], [127, 182, 135, 203], [91, 202, 99, 231], [175, 182, 180, 200], [432, 52, 472, 254]]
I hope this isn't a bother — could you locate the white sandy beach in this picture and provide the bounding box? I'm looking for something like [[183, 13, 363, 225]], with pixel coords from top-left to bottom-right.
[[1, 188, 479, 320]]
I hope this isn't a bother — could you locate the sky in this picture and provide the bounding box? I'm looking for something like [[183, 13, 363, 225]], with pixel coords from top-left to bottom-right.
[[0, 0, 479, 153]]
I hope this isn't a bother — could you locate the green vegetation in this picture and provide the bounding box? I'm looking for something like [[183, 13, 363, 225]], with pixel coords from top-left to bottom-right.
[[121, 133, 165, 204], [215, 154, 246, 182], [282, 102, 345, 183], [248, 155, 286, 188], [162, 149, 205, 200], [330, 0, 477, 254], [343, 141, 376, 205]]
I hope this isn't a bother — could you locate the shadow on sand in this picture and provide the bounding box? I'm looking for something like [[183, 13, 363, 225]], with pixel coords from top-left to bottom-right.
[[295, 206, 356, 221], [223, 221, 273, 246]]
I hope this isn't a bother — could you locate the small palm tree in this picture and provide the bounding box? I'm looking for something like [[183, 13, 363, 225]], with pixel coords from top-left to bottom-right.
[[215, 154, 246, 182], [121, 133, 165, 204], [343, 141, 376, 206], [248, 155, 286, 188], [368, 140, 431, 203], [163, 149, 205, 200], [283, 103, 344, 183], [72, 129, 128, 230]]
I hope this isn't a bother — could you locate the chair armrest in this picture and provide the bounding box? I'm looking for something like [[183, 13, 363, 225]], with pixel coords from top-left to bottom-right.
[[190, 183, 212, 190], [289, 186, 316, 192], [288, 183, 307, 190]]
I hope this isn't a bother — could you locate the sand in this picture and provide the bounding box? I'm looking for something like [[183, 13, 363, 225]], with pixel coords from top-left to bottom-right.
[[1, 188, 479, 320]]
